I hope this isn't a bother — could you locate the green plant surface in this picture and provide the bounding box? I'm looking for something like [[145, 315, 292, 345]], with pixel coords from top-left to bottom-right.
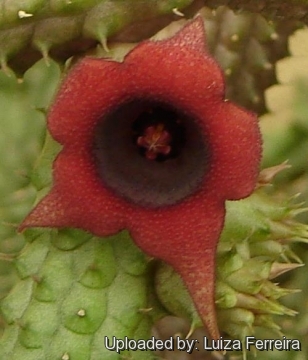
[[0, 0, 304, 76], [1, 3, 308, 360], [0, 59, 60, 335]]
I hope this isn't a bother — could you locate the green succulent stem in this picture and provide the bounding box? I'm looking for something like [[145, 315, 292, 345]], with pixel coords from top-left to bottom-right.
[[1, 4, 308, 359], [0, 0, 307, 75], [205, 0, 308, 22]]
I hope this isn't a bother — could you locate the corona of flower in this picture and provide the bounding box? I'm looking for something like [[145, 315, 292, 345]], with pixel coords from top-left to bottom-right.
[[20, 17, 262, 340]]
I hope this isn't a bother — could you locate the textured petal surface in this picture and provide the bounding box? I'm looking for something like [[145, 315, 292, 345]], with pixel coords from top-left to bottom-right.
[[20, 17, 262, 340], [129, 196, 225, 340]]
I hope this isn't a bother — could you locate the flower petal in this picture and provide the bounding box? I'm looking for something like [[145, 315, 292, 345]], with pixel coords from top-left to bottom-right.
[[48, 59, 129, 146], [203, 101, 262, 200], [20, 149, 127, 234], [20, 17, 262, 341], [129, 196, 225, 340]]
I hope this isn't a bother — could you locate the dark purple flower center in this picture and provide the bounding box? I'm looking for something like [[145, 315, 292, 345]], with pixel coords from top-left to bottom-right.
[[92, 100, 211, 208]]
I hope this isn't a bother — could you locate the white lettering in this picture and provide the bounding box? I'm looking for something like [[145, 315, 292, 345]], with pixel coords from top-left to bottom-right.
[[203, 336, 213, 350], [104, 336, 116, 351], [104, 335, 301, 354], [224, 339, 232, 350], [164, 338, 173, 350], [203, 337, 242, 351], [233, 340, 242, 351], [246, 336, 256, 350], [275, 340, 282, 350], [176, 337, 197, 353], [291, 340, 301, 351], [155, 339, 163, 351], [245, 336, 301, 351]]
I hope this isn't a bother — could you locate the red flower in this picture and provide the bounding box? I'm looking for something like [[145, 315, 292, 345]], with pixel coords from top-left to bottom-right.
[[20, 17, 261, 340]]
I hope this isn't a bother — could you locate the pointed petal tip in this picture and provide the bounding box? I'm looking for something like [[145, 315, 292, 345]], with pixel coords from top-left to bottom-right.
[[18, 191, 66, 233], [178, 257, 220, 341], [170, 15, 207, 52]]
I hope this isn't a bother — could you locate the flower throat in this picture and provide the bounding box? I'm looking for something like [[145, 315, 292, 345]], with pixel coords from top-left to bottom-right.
[[92, 100, 210, 208], [132, 107, 186, 162]]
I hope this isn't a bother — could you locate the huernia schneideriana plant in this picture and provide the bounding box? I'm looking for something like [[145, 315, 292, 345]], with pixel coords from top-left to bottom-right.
[[19, 17, 262, 340]]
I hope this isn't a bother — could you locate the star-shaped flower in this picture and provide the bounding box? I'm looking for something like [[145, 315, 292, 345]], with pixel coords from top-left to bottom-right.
[[20, 17, 262, 340]]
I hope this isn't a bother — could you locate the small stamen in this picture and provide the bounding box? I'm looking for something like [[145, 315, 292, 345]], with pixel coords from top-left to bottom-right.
[[137, 124, 172, 160]]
